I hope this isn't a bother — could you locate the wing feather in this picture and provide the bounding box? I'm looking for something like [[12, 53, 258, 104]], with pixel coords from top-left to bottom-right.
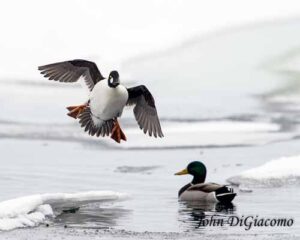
[[38, 59, 105, 91], [127, 85, 163, 138]]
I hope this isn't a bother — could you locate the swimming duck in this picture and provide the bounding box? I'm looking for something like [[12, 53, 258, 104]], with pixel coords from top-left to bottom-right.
[[38, 59, 163, 143], [175, 161, 236, 203]]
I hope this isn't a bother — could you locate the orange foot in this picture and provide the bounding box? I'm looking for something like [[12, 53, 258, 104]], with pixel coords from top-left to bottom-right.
[[111, 119, 127, 143], [66, 104, 88, 119]]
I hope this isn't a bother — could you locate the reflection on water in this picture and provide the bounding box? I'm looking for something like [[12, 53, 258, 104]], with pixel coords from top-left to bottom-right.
[[178, 200, 236, 230], [53, 202, 131, 229]]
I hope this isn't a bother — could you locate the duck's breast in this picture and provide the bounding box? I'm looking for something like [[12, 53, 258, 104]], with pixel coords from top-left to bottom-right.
[[89, 81, 128, 120]]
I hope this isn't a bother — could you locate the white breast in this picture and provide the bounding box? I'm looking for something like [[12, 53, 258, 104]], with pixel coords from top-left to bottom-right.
[[89, 81, 129, 121]]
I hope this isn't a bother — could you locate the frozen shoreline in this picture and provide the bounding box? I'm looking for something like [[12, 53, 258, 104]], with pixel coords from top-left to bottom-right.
[[1, 227, 298, 240]]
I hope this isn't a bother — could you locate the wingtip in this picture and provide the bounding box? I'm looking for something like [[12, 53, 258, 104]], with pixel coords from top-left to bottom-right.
[[37, 66, 47, 74], [37, 65, 44, 71]]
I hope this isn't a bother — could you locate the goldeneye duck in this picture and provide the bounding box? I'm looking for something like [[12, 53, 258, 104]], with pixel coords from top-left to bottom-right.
[[38, 59, 164, 143], [175, 161, 236, 203]]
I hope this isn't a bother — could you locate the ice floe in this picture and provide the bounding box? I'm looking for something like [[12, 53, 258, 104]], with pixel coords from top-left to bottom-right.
[[113, 121, 294, 149], [0, 191, 127, 231], [0, 120, 291, 149], [227, 155, 300, 187]]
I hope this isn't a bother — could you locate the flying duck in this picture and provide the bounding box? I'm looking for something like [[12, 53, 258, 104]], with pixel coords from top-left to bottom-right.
[[38, 59, 164, 143], [175, 161, 236, 203]]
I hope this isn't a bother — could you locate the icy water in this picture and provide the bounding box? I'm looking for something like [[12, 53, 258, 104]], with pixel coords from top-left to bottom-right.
[[1, 20, 300, 239], [0, 140, 299, 239]]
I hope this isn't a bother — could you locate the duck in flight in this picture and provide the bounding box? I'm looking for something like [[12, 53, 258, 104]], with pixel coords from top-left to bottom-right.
[[38, 59, 164, 143]]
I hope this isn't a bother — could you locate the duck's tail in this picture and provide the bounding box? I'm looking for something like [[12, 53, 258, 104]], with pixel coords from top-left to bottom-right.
[[215, 186, 236, 203]]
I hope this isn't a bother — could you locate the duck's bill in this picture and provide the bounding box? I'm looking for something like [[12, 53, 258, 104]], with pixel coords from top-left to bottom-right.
[[174, 168, 188, 175]]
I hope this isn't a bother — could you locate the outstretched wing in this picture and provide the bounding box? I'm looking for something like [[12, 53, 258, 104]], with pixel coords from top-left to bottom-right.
[[127, 85, 163, 138], [38, 59, 105, 91]]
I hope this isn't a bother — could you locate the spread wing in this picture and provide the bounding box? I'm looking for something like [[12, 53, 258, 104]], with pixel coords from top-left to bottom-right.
[[127, 85, 163, 138], [38, 59, 105, 91]]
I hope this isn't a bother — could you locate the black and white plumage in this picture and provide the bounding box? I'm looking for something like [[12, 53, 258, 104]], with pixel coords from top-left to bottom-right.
[[38, 59, 164, 142]]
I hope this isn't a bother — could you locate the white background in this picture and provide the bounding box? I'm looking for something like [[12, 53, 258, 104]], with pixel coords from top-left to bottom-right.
[[0, 0, 300, 78]]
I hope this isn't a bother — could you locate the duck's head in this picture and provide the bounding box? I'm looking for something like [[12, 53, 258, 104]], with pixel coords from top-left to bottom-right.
[[175, 161, 207, 184], [108, 70, 120, 88]]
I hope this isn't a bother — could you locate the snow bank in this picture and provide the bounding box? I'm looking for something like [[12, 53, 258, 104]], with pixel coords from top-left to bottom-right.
[[0, 191, 127, 231], [227, 155, 300, 187]]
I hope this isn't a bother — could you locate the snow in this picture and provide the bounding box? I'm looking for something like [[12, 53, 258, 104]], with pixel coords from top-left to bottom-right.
[[227, 155, 300, 187], [0, 205, 52, 231], [0, 191, 128, 231]]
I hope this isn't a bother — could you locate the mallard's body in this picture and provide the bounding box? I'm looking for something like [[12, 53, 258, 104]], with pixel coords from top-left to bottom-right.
[[175, 162, 236, 203], [178, 182, 236, 203]]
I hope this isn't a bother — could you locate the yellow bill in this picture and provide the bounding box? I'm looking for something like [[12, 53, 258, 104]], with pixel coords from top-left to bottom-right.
[[174, 168, 188, 175]]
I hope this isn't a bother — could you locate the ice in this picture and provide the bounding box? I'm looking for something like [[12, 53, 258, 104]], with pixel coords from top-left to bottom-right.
[[227, 155, 300, 187], [0, 119, 292, 149], [113, 121, 293, 149], [0, 191, 127, 231]]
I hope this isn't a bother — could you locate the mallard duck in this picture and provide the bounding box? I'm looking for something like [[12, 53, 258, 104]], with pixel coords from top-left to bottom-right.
[[38, 59, 164, 143], [175, 161, 236, 203]]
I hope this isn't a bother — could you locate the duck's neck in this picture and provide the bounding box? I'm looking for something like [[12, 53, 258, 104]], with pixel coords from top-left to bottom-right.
[[191, 175, 206, 184]]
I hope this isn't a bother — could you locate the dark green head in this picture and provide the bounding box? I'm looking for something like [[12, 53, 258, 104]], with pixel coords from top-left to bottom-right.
[[175, 161, 207, 184]]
